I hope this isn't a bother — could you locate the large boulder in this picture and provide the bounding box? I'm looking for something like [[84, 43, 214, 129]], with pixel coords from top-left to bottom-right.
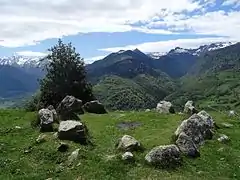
[[47, 105, 58, 122], [58, 120, 88, 144], [38, 108, 54, 132], [117, 135, 141, 152], [175, 112, 214, 147], [57, 96, 84, 120], [83, 100, 107, 114], [176, 132, 200, 158], [156, 101, 175, 114], [184, 101, 197, 114], [145, 145, 181, 168]]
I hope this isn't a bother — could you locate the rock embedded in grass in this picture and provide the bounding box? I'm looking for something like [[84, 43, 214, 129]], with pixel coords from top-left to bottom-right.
[[38, 108, 54, 132], [122, 152, 134, 161], [218, 134, 230, 143], [145, 144, 181, 168], [57, 142, 69, 152], [184, 101, 198, 114], [58, 120, 88, 144], [221, 123, 234, 128], [67, 148, 80, 166], [156, 101, 175, 114], [175, 132, 200, 158], [36, 134, 47, 144], [117, 135, 141, 152], [57, 95, 84, 120]]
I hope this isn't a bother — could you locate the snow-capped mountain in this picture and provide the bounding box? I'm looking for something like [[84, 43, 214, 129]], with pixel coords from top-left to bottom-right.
[[0, 55, 45, 68], [147, 52, 167, 59], [147, 42, 236, 59], [168, 42, 236, 56]]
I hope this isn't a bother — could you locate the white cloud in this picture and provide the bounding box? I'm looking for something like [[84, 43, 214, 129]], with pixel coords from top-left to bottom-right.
[[0, 0, 201, 47], [99, 37, 236, 53], [16, 51, 47, 57], [222, 0, 240, 7]]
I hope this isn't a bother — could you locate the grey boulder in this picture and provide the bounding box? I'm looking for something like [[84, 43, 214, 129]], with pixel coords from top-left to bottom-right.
[[184, 101, 197, 114], [83, 100, 107, 114], [176, 132, 200, 158], [58, 120, 88, 144], [145, 145, 181, 168], [117, 135, 141, 152], [57, 96, 84, 120], [38, 108, 54, 132], [122, 152, 134, 161], [156, 101, 175, 114]]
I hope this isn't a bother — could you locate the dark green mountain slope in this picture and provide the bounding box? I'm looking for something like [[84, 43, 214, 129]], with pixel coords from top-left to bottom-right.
[[166, 43, 240, 110], [93, 74, 176, 110]]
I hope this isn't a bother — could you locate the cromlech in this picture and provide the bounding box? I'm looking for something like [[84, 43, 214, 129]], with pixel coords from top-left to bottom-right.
[[0, 2, 240, 179]]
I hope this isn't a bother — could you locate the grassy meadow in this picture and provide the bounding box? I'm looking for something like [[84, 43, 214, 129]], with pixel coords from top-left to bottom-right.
[[0, 110, 240, 180]]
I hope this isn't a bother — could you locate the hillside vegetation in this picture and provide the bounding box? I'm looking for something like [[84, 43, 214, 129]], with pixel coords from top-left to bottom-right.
[[1, 110, 240, 180]]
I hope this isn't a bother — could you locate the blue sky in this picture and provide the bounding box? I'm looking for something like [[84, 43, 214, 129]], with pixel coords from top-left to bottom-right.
[[0, 0, 239, 63]]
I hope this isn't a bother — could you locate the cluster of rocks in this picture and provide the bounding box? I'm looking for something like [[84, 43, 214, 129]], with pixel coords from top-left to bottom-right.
[[155, 100, 197, 114], [127, 100, 231, 168], [38, 95, 107, 144]]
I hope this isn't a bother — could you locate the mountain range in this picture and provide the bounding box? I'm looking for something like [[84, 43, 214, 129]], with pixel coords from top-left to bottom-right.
[[0, 41, 239, 109]]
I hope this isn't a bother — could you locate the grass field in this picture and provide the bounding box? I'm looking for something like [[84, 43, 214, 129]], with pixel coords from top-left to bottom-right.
[[0, 110, 240, 180]]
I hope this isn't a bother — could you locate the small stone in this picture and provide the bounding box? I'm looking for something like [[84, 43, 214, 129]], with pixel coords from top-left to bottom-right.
[[36, 134, 47, 144], [220, 158, 225, 161], [67, 149, 80, 166], [217, 147, 224, 152], [218, 134, 230, 143], [122, 152, 134, 161], [117, 135, 141, 152], [53, 132, 58, 139], [15, 126, 22, 129]]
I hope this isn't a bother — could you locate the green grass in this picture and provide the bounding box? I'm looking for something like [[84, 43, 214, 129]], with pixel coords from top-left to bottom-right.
[[0, 110, 240, 180]]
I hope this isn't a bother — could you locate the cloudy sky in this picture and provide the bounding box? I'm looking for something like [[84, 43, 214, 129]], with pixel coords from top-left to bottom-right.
[[0, 0, 239, 63]]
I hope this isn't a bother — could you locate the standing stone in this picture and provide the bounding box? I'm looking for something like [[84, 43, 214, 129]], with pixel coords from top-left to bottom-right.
[[117, 135, 141, 152], [38, 109, 54, 132], [57, 96, 84, 120], [176, 132, 200, 158], [145, 145, 181, 167], [228, 110, 235, 117], [197, 110, 215, 128], [83, 100, 107, 114], [175, 113, 214, 147], [58, 120, 88, 144], [156, 101, 175, 114], [184, 101, 197, 114]]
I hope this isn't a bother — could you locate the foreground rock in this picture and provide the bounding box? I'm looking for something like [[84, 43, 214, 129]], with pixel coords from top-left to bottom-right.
[[57, 96, 84, 120], [36, 134, 47, 144], [38, 109, 54, 132], [145, 145, 181, 168], [58, 120, 88, 144], [47, 105, 58, 122], [122, 152, 134, 161], [175, 111, 214, 147], [156, 101, 175, 114], [176, 132, 200, 158], [184, 101, 197, 114], [83, 100, 107, 114], [117, 135, 141, 152]]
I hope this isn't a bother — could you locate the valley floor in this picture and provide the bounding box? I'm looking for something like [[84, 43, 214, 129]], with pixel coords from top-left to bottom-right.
[[0, 110, 239, 180]]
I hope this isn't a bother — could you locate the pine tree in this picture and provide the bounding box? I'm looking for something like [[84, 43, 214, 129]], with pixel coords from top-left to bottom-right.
[[39, 39, 94, 107]]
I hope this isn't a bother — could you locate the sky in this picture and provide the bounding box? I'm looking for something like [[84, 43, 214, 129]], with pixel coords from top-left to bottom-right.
[[0, 0, 239, 63]]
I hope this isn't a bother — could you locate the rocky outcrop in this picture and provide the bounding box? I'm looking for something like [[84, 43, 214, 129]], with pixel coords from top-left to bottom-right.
[[57, 96, 83, 120], [145, 145, 181, 168], [58, 120, 88, 144], [175, 111, 215, 157], [175, 132, 200, 158], [184, 101, 197, 114], [38, 108, 54, 132], [83, 100, 107, 114], [117, 135, 141, 152], [156, 101, 175, 114]]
